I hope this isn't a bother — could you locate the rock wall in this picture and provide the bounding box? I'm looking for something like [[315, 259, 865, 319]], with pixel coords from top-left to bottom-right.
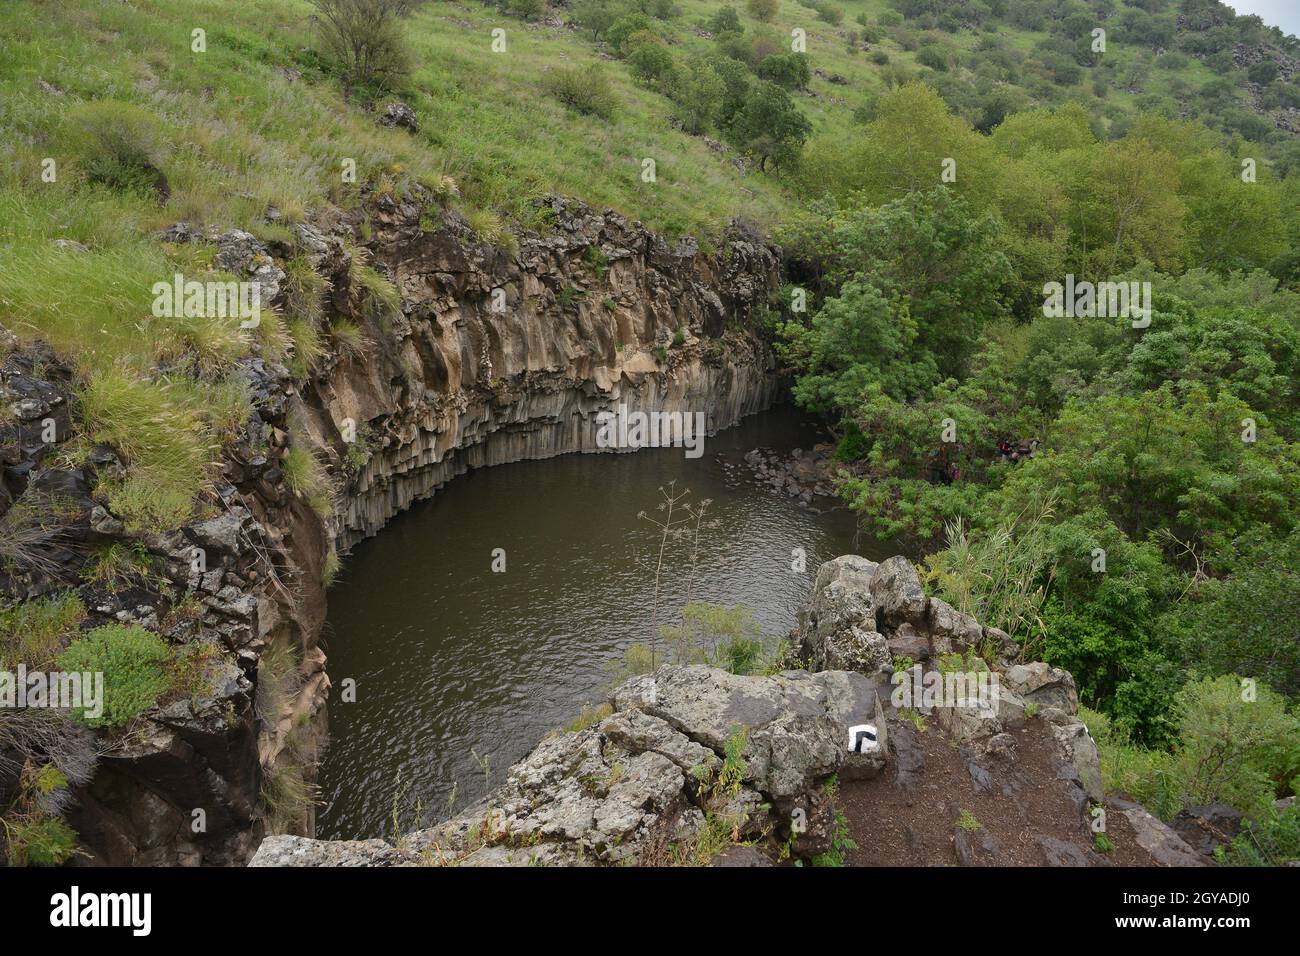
[[1, 191, 785, 866], [292, 194, 783, 550]]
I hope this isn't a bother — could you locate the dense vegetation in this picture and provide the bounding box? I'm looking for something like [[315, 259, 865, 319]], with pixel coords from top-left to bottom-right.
[[1, 0, 1297, 863]]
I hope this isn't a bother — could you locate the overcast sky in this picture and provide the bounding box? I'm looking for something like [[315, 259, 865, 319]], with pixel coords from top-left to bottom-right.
[[1225, 1, 1300, 39]]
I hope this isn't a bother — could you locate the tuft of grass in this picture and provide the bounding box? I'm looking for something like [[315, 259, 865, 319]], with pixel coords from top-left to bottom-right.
[[78, 369, 217, 533], [0, 593, 85, 669], [563, 702, 613, 734], [83, 542, 154, 593], [262, 759, 317, 834], [281, 444, 335, 518], [281, 254, 330, 327]]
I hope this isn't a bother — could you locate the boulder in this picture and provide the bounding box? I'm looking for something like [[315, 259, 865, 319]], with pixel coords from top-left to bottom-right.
[[927, 598, 984, 656], [1003, 662, 1079, 716], [250, 835, 415, 867], [1107, 796, 1207, 867], [870, 556, 929, 627], [1170, 804, 1242, 859]]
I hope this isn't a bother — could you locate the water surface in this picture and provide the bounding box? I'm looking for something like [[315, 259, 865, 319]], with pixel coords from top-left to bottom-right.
[[316, 405, 883, 839]]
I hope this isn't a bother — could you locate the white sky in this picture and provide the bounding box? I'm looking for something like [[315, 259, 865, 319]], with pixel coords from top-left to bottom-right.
[[1225, 1, 1300, 39]]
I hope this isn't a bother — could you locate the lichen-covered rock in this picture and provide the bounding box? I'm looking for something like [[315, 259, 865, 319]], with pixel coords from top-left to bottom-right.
[[613, 666, 885, 800], [927, 598, 984, 656], [1106, 796, 1208, 867], [870, 556, 929, 628], [1051, 717, 1104, 806], [250, 835, 416, 867], [1004, 662, 1080, 716]]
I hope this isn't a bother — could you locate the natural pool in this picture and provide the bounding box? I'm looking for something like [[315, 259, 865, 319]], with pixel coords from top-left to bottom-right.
[[315, 405, 886, 839]]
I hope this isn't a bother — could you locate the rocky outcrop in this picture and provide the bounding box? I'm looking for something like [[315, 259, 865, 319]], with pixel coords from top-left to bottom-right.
[[252, 665, 890, 867], [250, 555, 1205, 867], [0, 343, 327, 865]]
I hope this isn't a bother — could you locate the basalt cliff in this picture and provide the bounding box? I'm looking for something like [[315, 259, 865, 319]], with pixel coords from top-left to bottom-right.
[[0, 190, 784, 865]]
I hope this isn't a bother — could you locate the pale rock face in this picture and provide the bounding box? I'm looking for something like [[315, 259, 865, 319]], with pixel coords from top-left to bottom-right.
[[870, 556, 930, 628], [1004, 661, 1080, 717]]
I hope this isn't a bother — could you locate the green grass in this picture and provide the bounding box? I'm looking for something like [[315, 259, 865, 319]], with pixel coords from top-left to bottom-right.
[[0, 593, 86, 670]]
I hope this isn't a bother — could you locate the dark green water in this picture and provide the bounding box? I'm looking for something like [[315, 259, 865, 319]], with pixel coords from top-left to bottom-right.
[[316, 405, 883, 840]]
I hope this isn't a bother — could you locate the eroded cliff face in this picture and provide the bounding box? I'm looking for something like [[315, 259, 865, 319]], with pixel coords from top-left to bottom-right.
[[294, 194, 783, 550], [0, 192, 785, 866]]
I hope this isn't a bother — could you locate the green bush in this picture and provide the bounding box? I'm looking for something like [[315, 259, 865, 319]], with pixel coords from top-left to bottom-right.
[[1169, 675, 1300, 817], [309, 0, 418, 90], [626, 38, 677, 87], [0, 593, 85, 670], [543, 66, 619, 119], [607, 13, 654, 55], [1219, 803, 1300, 866], [507, 0, 546, 20], [56, 624, 172, 728], [1, 815, 78, 866]]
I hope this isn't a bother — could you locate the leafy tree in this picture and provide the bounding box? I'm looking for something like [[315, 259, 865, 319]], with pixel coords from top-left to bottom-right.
[[708, 5, 743, 35], [571, 0, 619, 40], [725, 81, 811, 171], [669, 58, 727, 134], [625, 34, 676, 87], [1170, 675, 1299, 816], [607, 12, 654, 54], [746, 0, 779, 22], [755, 52, 810, 90]]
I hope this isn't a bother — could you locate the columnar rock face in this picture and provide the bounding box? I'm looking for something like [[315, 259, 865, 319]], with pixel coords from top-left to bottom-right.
[[2, 192, 785, 866], [295, 193, 784, 550]]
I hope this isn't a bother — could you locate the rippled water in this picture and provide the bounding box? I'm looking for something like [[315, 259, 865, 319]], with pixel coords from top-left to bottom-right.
[[316, 405, 885, 840]]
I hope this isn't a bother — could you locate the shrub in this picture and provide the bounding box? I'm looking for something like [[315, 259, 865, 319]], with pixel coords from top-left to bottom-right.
[[56, 624, 172, 728], [708, 6, 743, 34], [746, 0, 779, 22], [1219, 803, 1300, 866], [626, 37, 677, 87], [572, 0, 619, 40], [543, 66, 619, 119], [1169, 675, 1299, 817], [309, 0, 421, 90], [508, 0, 546, 18], [916, 46, 949, 72], [816, 5, 843, 26], [607, 13, 654, 55], [1, 814, 78, 866], [0, 593, 85, 669], [756, 52, 811, 90]]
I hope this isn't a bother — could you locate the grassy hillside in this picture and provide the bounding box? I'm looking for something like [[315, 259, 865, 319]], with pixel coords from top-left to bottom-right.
[[1, 0, 1296, 531]]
